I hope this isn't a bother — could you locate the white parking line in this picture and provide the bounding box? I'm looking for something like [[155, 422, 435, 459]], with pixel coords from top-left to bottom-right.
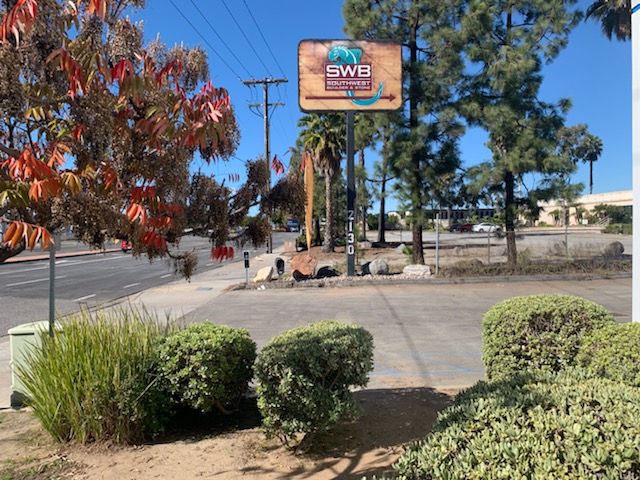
[[0, 255, 124, 276], [0, 265, 48, 276], [122, 283, 140, 289], [75, 294, 96, 302], [6, 276, 68, 287], [160, 274, 172, 279]]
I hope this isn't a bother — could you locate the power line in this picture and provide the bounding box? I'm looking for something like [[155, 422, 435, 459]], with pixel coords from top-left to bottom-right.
[[242, 0, 287, 78], [168, 0, 243, 80], [188, 0, 254, 78], [219, 0, 273, 77]]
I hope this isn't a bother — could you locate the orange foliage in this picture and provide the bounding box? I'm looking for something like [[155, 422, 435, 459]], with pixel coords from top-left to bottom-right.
[[2, 220, 52, 250], [0, 0, 38, 45], [210, 246, 234, 262]]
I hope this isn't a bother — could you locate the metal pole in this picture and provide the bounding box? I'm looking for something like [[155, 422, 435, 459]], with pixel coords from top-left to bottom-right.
[[48, 235, 57, 337], [632, 2, 639, 321], [346, 111, 356, 276]]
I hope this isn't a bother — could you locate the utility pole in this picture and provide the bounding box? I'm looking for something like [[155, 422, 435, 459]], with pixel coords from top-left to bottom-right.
[[242, 77, 287, 253]]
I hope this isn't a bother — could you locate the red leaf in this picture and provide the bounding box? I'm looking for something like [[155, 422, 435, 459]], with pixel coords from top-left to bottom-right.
[[88, 0, 107, 19], [72, 125, 84, 141], [126, 203, 146, 224], [272, 155, 285, 176], [0, 0, 38, 45]]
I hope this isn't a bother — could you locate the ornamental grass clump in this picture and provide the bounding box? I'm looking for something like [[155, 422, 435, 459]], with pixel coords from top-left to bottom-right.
[[578, 322, 640, 387], [18, 307, 175, 444], [156, 322, 256, 414], [482, 294, 615, 381], [254, 321, 374, 450], [391, 371, 640, 480]]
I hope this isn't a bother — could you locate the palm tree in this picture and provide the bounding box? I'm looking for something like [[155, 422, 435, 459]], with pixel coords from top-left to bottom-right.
[[586, 0, 631, 41], [298, 113, 346, 252]]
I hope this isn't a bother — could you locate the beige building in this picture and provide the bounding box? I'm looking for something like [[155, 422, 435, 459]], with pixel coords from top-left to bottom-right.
[[538, 190, 632, 226]]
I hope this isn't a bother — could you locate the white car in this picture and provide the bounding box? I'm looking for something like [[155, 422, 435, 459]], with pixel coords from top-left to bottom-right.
[[472, 222, 502, 233]]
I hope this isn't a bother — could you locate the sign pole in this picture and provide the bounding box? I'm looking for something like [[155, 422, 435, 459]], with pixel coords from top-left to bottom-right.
[[48, 235, 56, 337], [346, 111, 356, 276]]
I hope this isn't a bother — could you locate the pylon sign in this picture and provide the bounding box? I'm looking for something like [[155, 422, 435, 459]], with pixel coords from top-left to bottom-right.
[[298, 39, 402, 112]]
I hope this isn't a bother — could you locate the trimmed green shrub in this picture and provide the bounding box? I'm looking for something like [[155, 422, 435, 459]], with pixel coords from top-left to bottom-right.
[[156, 322, 256, 414], [482, 294, 615, 381], [18, 307, 174, 444], [578, 322, 640, 387], [392, 371, 640, 479], [603, 223, 632, 235], [254, 321, 374, 448]]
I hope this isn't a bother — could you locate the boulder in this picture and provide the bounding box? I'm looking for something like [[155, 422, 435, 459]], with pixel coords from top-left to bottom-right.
[[368, 259, 389, 275], [550, 241, 566, 256], [253, 266, 274, 283], [316, 266, 340, 279], [395, 243, 407, 254], [291, 254, 318, 280], [453, 246, 465, 256], [603, 241, 625, 257], [403, 264, 432, 278], [357, 240, 372, 250]]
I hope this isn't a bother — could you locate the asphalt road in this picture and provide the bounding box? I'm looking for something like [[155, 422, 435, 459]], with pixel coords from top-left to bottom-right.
[[0, 233, 297, 334]]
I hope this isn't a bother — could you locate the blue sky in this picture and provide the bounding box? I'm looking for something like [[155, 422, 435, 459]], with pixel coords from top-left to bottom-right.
[[132, 0, 631, 211]]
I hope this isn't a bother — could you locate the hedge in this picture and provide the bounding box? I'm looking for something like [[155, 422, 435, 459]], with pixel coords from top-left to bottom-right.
[[254, 320, 374, 448], [391, 371, 640, 479], [482, 294, 615, 380], [156, 322, 256, 414]]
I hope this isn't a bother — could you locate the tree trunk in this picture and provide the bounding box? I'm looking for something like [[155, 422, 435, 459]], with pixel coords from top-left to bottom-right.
[[377, 171, 386, 244], [589, 160, 593, 195], [322, 171, 335, 253], [314, 216, 321, 246], [408, 14, 424, 265], [0, 241, 26, 264], [412, 217, 425, 265], [358, 148, 367, 241], [505, 170, 517, 266]]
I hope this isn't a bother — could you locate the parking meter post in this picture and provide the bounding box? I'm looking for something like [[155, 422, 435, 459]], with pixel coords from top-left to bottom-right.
[[275, 257, 285, 276], [243, 252, 250, 283]]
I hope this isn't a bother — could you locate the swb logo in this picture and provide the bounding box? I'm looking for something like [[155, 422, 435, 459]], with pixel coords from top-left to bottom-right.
[[325, 64, 372, 91]]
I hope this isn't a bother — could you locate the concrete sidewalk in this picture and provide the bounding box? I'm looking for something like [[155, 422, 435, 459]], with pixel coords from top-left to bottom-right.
[[0, 247, 633, 408]]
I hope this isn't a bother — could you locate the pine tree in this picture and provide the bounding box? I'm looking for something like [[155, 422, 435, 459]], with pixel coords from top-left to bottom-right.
[[344, 0, 466, 264], [460, 0, 590, 265]]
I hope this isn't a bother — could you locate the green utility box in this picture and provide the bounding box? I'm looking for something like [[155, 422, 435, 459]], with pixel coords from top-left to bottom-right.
[[8, 321, 57, 408]]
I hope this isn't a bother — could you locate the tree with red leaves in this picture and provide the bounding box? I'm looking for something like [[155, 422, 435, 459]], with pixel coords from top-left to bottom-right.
[[0, 0, 246, 277]]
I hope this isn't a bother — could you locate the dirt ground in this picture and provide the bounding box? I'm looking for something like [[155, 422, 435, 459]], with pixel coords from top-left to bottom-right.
[[0, 387, 458, 480]]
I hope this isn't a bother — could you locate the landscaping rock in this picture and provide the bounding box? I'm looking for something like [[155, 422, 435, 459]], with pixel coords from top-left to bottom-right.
[[316, 266, 340, 279], [403, 264, 432, 277], [395, 243, 407, 254], [551, 241, 567, 256], [603, 241, 624, 257], [253, 266, 274, 283], [368, 259, 389, 275], [357, 241, 372, 250], [291, 254, 318, 280]]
